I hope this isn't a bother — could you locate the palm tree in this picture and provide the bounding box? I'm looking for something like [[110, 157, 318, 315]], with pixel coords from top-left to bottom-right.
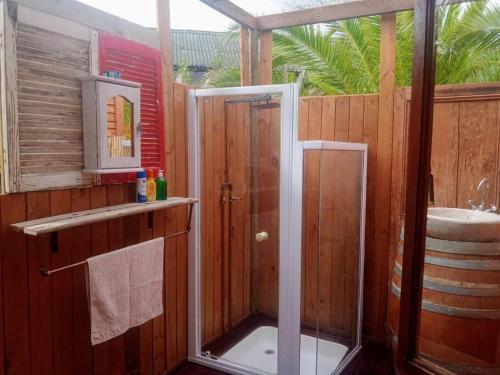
[[396, 1, 500, 87], [203, 0, 499, 95]]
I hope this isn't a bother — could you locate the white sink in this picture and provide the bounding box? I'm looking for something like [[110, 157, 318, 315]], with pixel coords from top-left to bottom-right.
[[427, 207, 500, 243]]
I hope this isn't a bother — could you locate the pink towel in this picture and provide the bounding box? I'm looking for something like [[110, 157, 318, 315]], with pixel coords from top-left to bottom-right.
[[86, 237, 164, 345]]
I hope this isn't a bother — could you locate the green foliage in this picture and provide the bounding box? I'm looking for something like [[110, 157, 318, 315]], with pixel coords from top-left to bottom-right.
[[396, 1, 500, 86], [203, 68, 241, 87], [175, 53, 193, 85], [205, 0, 499, 95], [123, 99, 132, 140]]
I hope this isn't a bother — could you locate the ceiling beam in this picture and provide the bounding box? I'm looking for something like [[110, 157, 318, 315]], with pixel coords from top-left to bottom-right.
[[198, 0, 257, 29], [256, 0, 414, 30], [255, 0, 470, 30]]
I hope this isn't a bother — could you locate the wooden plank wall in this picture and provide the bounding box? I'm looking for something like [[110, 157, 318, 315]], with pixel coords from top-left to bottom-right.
[[0, 82, 189, 375]]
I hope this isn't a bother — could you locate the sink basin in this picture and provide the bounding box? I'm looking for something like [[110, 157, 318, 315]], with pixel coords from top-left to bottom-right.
[[427, 207, 500, 242]]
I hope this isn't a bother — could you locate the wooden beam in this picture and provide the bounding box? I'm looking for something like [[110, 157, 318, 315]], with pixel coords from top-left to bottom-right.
[[375, 12, 396, 339], [198, 0, 257, 29], [379, 13, 396, 97], [255, 0, 470, 30], [249, 30, 259, 85], [239, 25, 250, 86], [156, 0, 174, 178], [257, 0, 413, 30], [10, 0, 159, 48], [259, 31, 273, 85], [397, 0, 438, 371]]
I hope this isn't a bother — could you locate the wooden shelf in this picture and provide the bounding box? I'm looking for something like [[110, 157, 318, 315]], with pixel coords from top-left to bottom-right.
[[11, 197, 198, 236]]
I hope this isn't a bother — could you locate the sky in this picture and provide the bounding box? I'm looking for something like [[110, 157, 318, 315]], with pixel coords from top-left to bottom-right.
[[77, 0, 234, 31], [76, 0, 500, 31]]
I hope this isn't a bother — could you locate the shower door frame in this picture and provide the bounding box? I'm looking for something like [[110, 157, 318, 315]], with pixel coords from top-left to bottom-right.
[[301, 140, 367, 375], [187, 83, 303, 375], [186, 85, 367, 375]]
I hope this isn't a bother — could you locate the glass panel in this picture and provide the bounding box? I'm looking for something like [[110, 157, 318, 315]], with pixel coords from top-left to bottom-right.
[[106, 95, 134, 158], [228, 0, 360, 17], [198, 94, 281, 374], [409, 0, 500, 372], [301, 147, 364, 374]]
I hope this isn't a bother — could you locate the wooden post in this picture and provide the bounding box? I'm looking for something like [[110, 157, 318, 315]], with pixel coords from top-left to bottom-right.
[[156, 0, 174, 185], [156, 1, 176, 371], [379, 13, 396, 112], [249, 30, 259, 85], [376, 12, 396, 339], [259, 30, 273, 85], [397, 0, 438, 371], [240, 25, 250, 86], [249, 30, 273, 86]]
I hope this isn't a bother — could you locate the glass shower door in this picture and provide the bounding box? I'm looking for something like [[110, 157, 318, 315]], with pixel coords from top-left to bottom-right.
[[300, 141, 367, 374], [204, 95, 281, 374], [187, 84, 300, 375]]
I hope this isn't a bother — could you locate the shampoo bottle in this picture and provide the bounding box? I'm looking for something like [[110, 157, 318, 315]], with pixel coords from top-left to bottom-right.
[[146, 169, 156, 202], [136, 170, 147, 203], [156, 170, 167, 200]]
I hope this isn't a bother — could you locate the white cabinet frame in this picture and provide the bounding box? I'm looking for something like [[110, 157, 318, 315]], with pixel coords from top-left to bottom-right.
[[82, 77, 142, 173]]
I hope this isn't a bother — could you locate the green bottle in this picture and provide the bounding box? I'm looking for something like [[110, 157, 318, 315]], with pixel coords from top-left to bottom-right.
[[155, 170, 167, 200]]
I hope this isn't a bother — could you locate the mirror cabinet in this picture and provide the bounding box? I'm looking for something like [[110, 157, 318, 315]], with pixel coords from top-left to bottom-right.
[[82, 76, 141, 173]]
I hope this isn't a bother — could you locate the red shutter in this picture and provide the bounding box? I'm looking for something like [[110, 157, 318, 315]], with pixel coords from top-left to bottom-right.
[[98, 32, 165, 184]]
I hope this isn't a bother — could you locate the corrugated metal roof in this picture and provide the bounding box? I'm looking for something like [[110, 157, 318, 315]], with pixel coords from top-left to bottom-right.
[[172, 29, 239, 69]]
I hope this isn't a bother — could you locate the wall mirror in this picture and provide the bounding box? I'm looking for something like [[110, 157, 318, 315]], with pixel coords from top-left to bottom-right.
[[106, 95, 135, 158]]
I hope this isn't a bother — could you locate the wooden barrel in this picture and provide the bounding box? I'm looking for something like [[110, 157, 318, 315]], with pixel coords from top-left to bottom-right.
[[389, 226, 500, 374]]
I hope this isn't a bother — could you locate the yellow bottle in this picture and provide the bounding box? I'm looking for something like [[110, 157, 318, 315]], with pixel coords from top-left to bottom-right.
[[146, 169, 157, 202]]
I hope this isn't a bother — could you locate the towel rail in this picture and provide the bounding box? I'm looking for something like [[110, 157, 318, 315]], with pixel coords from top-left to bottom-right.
[[39, 202, 195, 277]]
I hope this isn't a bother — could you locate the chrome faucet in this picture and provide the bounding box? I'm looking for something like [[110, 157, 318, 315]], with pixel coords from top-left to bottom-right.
[[467, 178, 497, 213]]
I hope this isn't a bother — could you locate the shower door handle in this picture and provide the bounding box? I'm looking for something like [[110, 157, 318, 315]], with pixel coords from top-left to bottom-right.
[[255, 231, 268, 242]]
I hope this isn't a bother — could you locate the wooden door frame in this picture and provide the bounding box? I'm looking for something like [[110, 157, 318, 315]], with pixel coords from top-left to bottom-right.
[[395, 0, 452, 373]]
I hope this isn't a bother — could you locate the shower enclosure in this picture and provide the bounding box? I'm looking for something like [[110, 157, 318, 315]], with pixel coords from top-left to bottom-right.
[[187, 84, 367, 375]]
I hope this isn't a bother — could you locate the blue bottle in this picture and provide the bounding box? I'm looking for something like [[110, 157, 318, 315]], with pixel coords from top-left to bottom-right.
[[136, 170, 147, 203]]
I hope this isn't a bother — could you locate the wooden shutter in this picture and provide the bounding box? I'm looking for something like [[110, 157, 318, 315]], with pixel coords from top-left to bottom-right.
[[1, 4, 96, 192], [98, 33, 165, 184]]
